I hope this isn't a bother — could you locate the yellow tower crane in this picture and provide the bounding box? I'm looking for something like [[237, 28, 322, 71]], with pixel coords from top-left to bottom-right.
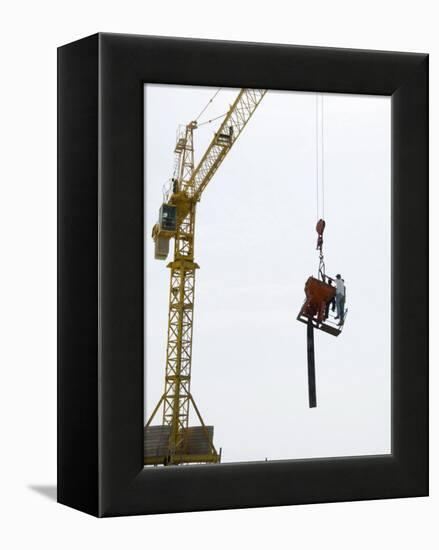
[[144, 88, 266, 466]]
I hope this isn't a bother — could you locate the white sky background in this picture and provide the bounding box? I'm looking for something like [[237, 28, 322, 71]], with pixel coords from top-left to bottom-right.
[[144, 84, 391, 463]]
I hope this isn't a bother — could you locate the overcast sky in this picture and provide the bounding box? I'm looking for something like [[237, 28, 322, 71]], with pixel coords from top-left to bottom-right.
[[144, 84, 391, 463]]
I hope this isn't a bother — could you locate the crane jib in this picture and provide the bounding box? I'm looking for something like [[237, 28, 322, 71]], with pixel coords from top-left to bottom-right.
[[190, 89, 267, 201]]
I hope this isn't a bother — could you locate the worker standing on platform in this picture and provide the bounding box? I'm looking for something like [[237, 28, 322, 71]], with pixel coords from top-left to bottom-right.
[[324, 277, 336, 320], [334, 274, 346, 325]]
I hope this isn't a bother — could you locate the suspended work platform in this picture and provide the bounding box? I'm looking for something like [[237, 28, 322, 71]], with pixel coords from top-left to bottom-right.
[[297, 310, 343, 337], [297, 276, 348, 407]]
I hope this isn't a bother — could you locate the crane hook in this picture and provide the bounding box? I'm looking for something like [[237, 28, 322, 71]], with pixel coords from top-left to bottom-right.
[[316, 219, 326, 280], [316, 218, 325, 251]]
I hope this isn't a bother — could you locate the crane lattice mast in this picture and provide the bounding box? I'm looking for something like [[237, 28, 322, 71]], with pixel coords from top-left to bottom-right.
[[145, 89, 266, 466]]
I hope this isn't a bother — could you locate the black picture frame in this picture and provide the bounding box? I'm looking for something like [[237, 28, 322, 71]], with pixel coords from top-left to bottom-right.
[[57, 33, 428, 517]]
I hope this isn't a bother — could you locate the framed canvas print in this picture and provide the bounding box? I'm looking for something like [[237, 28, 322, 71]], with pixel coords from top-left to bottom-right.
[[58, 33, 428, 517]]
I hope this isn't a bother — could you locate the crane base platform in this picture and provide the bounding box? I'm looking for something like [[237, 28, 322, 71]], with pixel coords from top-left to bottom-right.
[[144, 425, 220, 466], [144, 454, 220, 466]]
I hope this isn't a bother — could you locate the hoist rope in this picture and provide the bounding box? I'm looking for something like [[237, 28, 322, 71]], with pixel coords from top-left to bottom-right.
[[197, 111, 228, 127], [321, 95, 325, 219], [315, 94, 326, 281], [316, 94, 319, 222], [315, 94, 325, 221], [194, 88, 222, 122]]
